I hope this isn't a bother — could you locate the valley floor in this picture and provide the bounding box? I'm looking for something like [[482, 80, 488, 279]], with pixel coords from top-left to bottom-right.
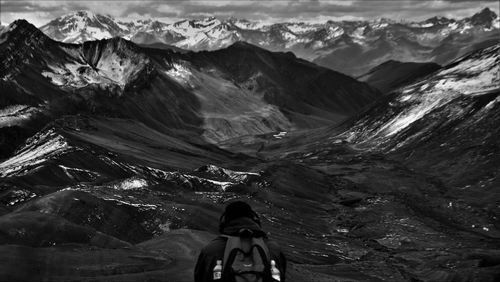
[[1, 125, 498, 281]]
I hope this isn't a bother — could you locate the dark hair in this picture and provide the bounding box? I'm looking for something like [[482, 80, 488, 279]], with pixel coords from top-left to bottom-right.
[[219, 201, 261, 232]]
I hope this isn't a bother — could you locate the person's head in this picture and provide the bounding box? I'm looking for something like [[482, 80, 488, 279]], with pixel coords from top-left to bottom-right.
[[219, 201, 261, 233]]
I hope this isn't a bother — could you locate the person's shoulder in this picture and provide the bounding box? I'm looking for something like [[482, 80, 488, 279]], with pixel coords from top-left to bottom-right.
[[201, 236, 227, 255], [263, 237, 284, 253], [263, 236, 286, 270], [264, 237, 281, 247]]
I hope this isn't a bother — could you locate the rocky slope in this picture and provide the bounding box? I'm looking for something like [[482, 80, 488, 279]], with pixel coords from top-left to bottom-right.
[[343, 44, 500, 198], [345, 44, 499, 152], [216, 44, 500, 281], [241, 43, 500, 238], [358, 60, 441, 94], [0, 19, 379, 155], [38, 8, 500, 76], [5, 113, 499, 281]]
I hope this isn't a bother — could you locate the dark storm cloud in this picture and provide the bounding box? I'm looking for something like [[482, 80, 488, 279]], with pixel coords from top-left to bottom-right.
[[0, 0, 498, 26]]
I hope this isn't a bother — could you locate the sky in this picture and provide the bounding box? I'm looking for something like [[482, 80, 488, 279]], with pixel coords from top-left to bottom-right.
[[0, 0, 499, 26]]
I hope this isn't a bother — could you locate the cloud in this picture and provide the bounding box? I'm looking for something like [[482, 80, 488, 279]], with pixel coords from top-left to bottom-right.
[[0, 0, 498, 26]]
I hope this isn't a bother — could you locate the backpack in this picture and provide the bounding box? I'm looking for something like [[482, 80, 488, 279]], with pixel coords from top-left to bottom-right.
[[220, 232, 273, 282]]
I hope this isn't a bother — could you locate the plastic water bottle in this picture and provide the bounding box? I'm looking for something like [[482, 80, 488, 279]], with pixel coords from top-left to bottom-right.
[[271, 260, 281, 281], [213, 260, 222, 280]]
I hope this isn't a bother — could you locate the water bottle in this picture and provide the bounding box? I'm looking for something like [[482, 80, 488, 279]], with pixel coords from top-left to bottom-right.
[[271, 260, 281, 281], [213, 260, 222, 280]]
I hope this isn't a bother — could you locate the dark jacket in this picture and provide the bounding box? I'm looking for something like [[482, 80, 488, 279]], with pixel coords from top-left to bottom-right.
[[194, 217, 286, 282]]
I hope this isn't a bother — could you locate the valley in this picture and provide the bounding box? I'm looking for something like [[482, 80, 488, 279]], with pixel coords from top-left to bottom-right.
[[0, 12, 499, 282]]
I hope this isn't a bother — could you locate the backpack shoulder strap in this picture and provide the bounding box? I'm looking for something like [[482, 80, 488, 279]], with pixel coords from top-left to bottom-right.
[[221, 235, 241, 270], [251, 237, 270, 262]]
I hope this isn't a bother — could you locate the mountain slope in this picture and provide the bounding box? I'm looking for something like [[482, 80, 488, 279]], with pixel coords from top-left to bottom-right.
[[180, 42, 380, 135], [358, 60, 441, 94], [213, 44, 500, 282], [343, 44, 500, 192], [0, 20, 379, 149]]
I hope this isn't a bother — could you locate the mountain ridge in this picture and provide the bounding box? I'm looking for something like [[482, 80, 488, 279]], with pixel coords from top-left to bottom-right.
[[0, 20, 380, 156], [358, 60, 442, 94], [34, 8, 500, 76]]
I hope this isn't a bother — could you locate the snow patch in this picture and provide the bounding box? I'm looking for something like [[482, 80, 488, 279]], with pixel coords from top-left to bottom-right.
[[201, 164, 260, 180], [448, 22, 459, 30], [203, 179, 234, 191], [86, 26, 112, 40], [273, 131, 288, 139], [286, 23, 318, 34], [165, 62, 192, 85], [231, 19, 268, 30], [42, 63, 107, 87], [346, 45, 500, 145], [326, 26, 344, 40], [0, 129, 71, 177], [0, 105, 39, 127], [58, 165, 99, 180], [114, 178, 149, 190], [102, 197, 158, 209]]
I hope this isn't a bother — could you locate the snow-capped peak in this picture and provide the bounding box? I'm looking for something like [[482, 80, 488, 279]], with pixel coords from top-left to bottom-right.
[[64, 10, 98, 20], [25, 8, 500, 60], [40, 10, 124, 43]]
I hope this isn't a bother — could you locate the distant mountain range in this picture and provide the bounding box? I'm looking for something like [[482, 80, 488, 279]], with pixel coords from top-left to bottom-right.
[[36, 8, 500, 76]]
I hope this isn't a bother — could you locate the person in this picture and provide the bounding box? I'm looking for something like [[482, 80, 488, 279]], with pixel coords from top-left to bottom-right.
[[194, 201, 286, 282]]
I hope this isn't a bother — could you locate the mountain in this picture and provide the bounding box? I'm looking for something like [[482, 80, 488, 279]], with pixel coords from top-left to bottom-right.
[[222, 44, 499, 194], [470, 6, 499, 27], [0, 19, 379, 277], [39, 11, 127, 43], [218, 44, 500, 281], [311, 8, 499, 76], [1, 19, 500, 282], [0, 20, 379, 157], [38, 8, 500, 76], [358, 60, 441, 93], [343, 44, 500, 190]]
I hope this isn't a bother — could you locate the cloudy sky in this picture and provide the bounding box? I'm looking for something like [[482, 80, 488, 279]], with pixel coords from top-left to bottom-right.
[[1, 0, 498, 26]]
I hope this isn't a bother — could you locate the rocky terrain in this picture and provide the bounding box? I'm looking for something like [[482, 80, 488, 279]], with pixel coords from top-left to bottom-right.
[[0, 19, 378, 158], [37, 8, 500, 76], [0, 16, 499, 282], [218, 44, 500, 280], [357, 60, 441, 94]]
